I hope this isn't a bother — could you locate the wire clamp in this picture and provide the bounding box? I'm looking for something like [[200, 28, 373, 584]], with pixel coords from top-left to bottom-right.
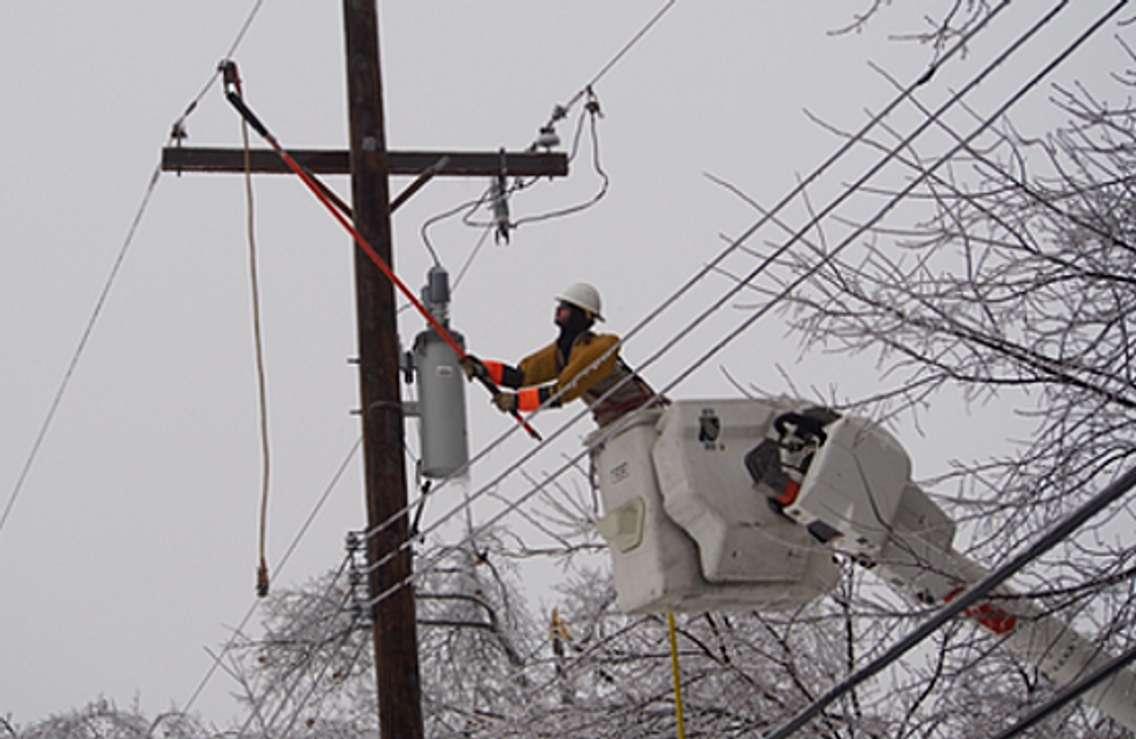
[[584, 87, 603, 118], [491, 147, 512, 245], [218, 59, 243, 96], [170, 121, 189, 176]]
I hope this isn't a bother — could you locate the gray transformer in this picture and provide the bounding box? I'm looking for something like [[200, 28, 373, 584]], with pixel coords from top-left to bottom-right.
[[411, 327, 469, 478], [406, 267, 470, 479]]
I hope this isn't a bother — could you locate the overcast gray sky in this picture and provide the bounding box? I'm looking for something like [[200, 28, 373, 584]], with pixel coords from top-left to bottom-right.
[[1, 1, 1127, 728]]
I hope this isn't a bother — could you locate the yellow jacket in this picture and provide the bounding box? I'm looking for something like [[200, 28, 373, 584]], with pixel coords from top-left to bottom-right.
[[484, 332, 658, 426]]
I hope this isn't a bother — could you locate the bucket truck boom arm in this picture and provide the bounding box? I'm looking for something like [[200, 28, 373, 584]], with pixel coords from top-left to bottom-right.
[[754, 412, 1136, 731], [588, 399, 1135, 730]]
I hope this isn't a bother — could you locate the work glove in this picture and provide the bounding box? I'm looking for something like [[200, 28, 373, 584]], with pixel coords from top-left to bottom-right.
[[493, 392, 518, 414], [460, 355, 489, 383]]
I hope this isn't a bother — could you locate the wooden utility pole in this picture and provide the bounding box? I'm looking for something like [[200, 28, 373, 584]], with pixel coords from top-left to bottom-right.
[[341, 2, 423, 737], [161, 5, 565, 736]]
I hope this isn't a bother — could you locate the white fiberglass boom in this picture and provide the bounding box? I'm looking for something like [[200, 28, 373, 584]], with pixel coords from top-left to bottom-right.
[[587, 400, 1136, 732]]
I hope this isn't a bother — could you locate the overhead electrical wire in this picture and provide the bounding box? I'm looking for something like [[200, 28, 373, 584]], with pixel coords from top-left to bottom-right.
[[449, 0, 672, 239], [551, 0, 678, 123], [421, 180, 526, 265], [463, 95, 606, 232], [511, 98, 610, 229], [351, 4, 1031, 646], [419, 93, 599, 264], [182, 435, 432, 720], [351, 0, 1016, 555], [235, 584, 359, 736], [179, 436, 362, 715], [415, 0, 678, 267], [989, 643, 1136, 739], [392, 0, 688, 528], [206, 0, 1094, 719], [0, 0, 310, 725], [367, 5, 1098, 618], [238, 0, 1094, 716], [168, 0, 270, 152], [0, 165, 160, 539], [0, 0, 271, 540], [200, 1, 1124, 729], [762, 463, 1136, 739], [452, 224, 495, 292], [869, 60, 1136, 255], [395, 222, 492, 319], [359, 0, 1105, 620], [275, 625, 371, 737], [422, 99, 604, 282], [470, 0, 675, 232]]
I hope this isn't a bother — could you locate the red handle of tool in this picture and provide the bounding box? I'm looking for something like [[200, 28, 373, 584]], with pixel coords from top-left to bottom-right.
[[224, 91, 542, 442]]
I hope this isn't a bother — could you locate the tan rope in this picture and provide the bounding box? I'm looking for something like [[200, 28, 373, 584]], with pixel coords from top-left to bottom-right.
[[241, 114, 272, 597]]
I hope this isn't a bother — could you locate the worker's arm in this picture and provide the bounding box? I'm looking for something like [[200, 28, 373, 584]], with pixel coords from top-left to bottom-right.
[[512, 334, 620, 412], [467, 344, 559, 390], [512, 344, 560, 387], [475, 359, 523, 389]]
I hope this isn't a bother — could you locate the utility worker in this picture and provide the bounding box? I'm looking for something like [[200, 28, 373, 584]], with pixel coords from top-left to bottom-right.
[[461, 283, 662, 427]]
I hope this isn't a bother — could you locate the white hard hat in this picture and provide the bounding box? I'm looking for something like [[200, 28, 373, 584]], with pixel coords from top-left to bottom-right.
[[556, 282, 604, 322]]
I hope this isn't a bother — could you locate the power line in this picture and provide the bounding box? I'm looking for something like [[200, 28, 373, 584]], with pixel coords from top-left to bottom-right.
[[168, 0, 269, 139], [225, 0, 267, 59], [868, 59, 1136, 255], [763, 463, 1136, 739], [236, 581, 357, 736], [564, 0, 678, 115], [393, 223, 490, 317], [181, 436, 434, 721], [420, 180, 524, 266], [452, 224, 494, 292], [417, 0, 678, 265], [179, 436, 362, 715], [481, 0, 677, 233], [351, 0, 1015, 554], [260, 5, 1116, 709], [0, 164, 161, 539], [360, 0, 1104, 615], [512, 99, 609, 229], [0, 0, 273, 541], [343, 5, 1052, 700], [198, 0, 1121, 729], [5, 6, 279, 718], [274, 616, 369, 738], [351, 5, 1026, 632], [990, 642, 1136, 739]]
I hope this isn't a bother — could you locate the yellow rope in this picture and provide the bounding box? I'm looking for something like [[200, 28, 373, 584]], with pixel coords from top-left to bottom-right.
[[667, 611, 688, 739]]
